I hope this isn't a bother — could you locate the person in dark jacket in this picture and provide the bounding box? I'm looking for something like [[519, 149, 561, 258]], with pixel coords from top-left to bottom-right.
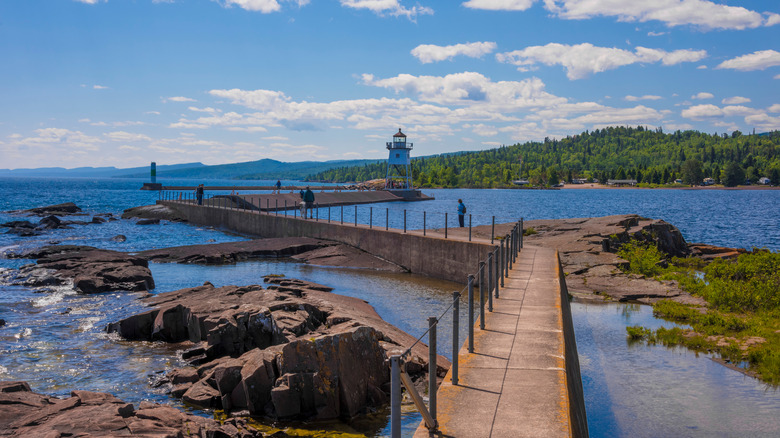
[[303, 186, 315, 219], [275, 180, 282, 194], [196, 184, 204, 206], [457, 199, 466, 227]]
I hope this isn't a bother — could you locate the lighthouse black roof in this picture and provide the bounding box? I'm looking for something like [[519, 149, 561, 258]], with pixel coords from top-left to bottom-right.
[[393, 128, 406, 138]]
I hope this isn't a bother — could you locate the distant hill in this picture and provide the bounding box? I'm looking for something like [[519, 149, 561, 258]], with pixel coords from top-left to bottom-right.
[[307, 127, 780, 188], [0, 162, 205, 178], [119, 158, 382, 180], [1, 158, 382, 180]]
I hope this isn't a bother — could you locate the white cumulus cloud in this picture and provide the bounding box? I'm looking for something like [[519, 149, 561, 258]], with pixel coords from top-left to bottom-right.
[[411, 42, 497, 64], [691, 92, 714, 100], [541, 0, 773, 30], [339, 0, 433, 20], [625, 95, 662, 102], [165, 96, 197, 103], [463, 0, 535, 11], [716, 50, 780, 71], [496, 43, 706, 80], [722, 96, 750, 105]]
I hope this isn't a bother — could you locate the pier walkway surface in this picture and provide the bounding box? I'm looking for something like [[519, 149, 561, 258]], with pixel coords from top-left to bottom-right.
[[414, 245, 587, 438]]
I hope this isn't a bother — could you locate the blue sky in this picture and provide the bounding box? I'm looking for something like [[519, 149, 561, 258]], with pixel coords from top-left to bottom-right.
[[1, 0, 779, 169]]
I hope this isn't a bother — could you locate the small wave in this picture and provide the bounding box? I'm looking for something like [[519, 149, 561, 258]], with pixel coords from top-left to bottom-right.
[[78, 316, 102, 332], [0, 365, 7, 376], [14, 328, 32, 339]]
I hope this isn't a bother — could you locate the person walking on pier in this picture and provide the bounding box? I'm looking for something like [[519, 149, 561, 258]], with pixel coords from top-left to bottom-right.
[[303, 186, 315, 219], [196, 184, 204, 206], [457, 199, 466, 227], [275, 180, 282, 194]]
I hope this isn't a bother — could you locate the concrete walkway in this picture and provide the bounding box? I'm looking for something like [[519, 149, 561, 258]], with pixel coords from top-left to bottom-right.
[[414, 245, 582, 438]]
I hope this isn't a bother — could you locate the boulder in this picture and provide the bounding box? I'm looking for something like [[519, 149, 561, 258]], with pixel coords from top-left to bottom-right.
[[37, 215, 64, 230], [122, 203, 187, 221], [136, 218, 160, 225], [109, 277, 446, 420], [110, 234, 127, 242], [0, 382, 263, 437]]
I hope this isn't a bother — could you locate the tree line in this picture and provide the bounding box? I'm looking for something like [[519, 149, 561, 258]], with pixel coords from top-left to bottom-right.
[[306, 126, 780, 188]]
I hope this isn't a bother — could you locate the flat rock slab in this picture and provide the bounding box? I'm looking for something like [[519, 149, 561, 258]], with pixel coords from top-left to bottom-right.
[[1, 245, 154, 294], [0, 382, 262, 437], [138, 237, 406, 271]]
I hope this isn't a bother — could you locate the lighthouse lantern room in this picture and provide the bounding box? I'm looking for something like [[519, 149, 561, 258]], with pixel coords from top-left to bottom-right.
[[385, 128, 414, 190]]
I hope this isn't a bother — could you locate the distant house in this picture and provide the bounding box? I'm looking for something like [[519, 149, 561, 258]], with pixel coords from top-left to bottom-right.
[[572, 178, 589, 184], [607, 179, 637, 187], [674, 179, 683, 184], [703, 177, 715, 185], [759, 177, 771, 185]]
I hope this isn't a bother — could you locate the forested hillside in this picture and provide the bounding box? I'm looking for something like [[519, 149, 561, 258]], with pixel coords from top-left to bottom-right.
[[306, 127, 780, 188]]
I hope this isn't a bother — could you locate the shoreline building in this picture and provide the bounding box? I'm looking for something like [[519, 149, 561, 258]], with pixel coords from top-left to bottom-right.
[[385, 129, 413, 190]]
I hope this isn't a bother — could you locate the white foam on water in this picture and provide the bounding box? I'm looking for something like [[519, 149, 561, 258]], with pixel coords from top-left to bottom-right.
[[0, 365, 8, 376], [32, 283, 77, 307], [14, 328, 32, 339]]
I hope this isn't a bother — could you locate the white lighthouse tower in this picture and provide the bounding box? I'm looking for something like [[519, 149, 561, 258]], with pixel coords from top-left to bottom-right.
[[385, 128, 414, 190]]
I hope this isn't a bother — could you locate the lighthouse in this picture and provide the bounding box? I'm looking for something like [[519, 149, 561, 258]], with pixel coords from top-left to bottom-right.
[[385, 128, 414, 190]]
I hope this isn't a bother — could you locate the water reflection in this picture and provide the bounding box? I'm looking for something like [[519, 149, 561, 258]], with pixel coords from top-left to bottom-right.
[[573, 299, 780, 438]]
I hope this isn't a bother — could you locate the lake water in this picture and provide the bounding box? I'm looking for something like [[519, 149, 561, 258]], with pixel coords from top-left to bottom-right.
[[1, 177, 779, 437]]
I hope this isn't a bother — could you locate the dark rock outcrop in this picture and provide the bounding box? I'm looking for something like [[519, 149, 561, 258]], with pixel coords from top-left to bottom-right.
[[1, 245, 153, 294], [15, 202, 82, 216], [138, 238, 406, 271], [0, 381, 263, 437], [122, 204, 187, 222], [110, 234, 127, 242], [512, 215, 709, 305], [136, 218, 161, 225], [108, 277, 445, 420]]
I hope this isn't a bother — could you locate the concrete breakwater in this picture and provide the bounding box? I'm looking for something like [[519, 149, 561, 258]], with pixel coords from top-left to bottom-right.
[[155, 200, 493, 283]]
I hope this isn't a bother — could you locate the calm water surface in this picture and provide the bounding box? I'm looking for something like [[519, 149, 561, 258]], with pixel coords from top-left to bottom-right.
[[1, 177, 780, 437]]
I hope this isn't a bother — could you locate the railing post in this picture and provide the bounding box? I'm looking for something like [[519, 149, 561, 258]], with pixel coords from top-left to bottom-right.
[[328, 206, 331, 223], [520, 218, 524, 249], [390, 355, 401, 438], [316, 203, 319, 221], [487, 252, 493, 312], [500, 240, 505, 286], [479, 262, 485, 330], [423, 211, 426, 236], [452, 291, 459, 386], [508, 231, 514, 270], [491, 216, 495, 244], [275, 199, 278, 215], [266, 198, 269, 212], [468, 274, 474, 353], [494, 247, 500, 298], [294, 202, 298, 218], [284, 200, 287, 216], [468, 214, 472, 242], [404, 210, 407, 233], [355, 205, 358, 227], [428, 316, 437, 424], [386, 208, 389, 230], [341, 205, 343, 224], [370, 207, 373, 229]]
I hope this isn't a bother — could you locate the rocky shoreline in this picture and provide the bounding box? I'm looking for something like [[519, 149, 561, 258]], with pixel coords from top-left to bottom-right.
[[0, 381, 264, 437], [455, 214, 744, 305]]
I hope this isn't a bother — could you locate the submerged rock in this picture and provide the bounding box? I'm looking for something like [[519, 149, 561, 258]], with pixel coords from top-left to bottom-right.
[[122, 204, 187, 222], [0, 381, 263, 437], [108, 277, 446, 420], [1, 245, 153, 294]]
